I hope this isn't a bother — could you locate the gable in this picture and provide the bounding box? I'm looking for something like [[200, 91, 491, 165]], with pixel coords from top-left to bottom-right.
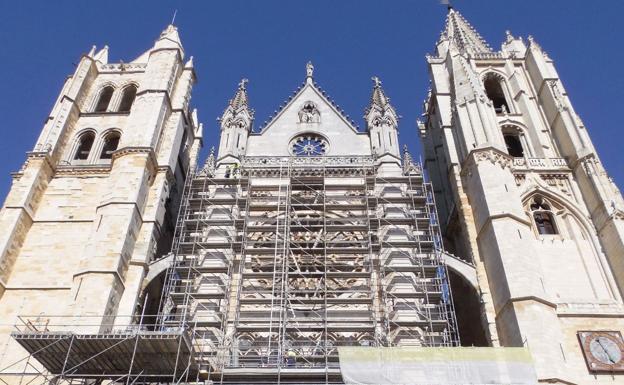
[[245, 83, 371, 157]]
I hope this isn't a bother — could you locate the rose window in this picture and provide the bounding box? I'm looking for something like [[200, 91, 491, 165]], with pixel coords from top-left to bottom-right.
[[290, 134, 328, 156]]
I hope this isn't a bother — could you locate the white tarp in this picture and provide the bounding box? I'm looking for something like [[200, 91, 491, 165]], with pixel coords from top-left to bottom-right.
[[338, 347, 538, 385]]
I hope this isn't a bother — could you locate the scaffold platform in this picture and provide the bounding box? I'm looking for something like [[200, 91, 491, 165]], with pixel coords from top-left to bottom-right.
[[11, 329, 195, 381]]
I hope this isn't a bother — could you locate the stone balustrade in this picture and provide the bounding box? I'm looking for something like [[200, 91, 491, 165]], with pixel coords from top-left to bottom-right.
[[241, 155, 376, 168], [512, 157, 568, 170]]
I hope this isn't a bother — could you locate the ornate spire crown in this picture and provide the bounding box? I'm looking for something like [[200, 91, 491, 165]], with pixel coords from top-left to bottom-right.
[[229, 78, 249, 111], [220, 79, 254, 130], [364, 76, 398, 130], [365, 76, 392, 114], [440, 8, 492, 54]]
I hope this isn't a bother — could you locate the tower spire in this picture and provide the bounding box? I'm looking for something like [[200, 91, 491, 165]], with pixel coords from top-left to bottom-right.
[[220, 79, 254, 131], [364, 76, 399, 159], [440, 8, 492, 54], [366, 76, 392, 113], [218, 79, 253, 161], [228, 78, 250, 111], [154, 24, 184, 53]]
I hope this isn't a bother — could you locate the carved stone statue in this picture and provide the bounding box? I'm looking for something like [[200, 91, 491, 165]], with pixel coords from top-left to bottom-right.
[[298, 101, 320, 123], [306, 61, 314, 78]]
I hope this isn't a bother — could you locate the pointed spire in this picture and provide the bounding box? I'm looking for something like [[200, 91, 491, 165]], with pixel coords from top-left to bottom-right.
[[93, 45, 109, 64], [230, 78, 249, 111], [441, 8, 492, 54], [185, 56, 194, 69], [369, 76, 390, 109], [364, 76, 398, 129], [200, 147, 216, 176], [221, 79, 254, 131], [402, 145, 421, 175], [154, 24, 183, 52]]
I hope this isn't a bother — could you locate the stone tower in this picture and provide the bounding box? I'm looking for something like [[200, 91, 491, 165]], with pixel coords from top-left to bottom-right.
[[0, 24, 201, 362], [421, 8, 624, 383]]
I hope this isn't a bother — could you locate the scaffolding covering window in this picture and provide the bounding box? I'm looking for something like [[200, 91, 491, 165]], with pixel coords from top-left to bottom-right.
[[157, 155, 459, 384]]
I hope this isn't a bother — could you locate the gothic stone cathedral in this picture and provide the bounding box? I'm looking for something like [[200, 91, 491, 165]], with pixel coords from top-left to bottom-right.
[[0, 8, 623, 385]]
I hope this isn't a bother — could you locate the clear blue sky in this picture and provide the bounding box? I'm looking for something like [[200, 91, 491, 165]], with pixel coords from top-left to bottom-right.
[[0, 1, 622, 200]]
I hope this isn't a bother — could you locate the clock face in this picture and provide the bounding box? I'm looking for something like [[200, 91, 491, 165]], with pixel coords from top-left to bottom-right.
[[578, 331, 624, 372], [291, 134, 328, 156], [589, 336, 622, 365]]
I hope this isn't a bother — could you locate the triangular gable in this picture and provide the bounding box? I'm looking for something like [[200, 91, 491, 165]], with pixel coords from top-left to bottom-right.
[[245, 80, 371, 157], [258, 80, 360, 134]]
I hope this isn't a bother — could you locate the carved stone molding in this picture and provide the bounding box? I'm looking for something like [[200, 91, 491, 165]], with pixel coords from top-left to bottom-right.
[[461, 147, 512, 176], [612, 210, 624, 221], [55, 165, 112, 176], [539, 173, 573, 198], [97, 63, 147, 72]]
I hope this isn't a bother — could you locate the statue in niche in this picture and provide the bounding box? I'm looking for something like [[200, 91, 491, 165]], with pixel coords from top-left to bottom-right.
[[298, 101, 320, 123]]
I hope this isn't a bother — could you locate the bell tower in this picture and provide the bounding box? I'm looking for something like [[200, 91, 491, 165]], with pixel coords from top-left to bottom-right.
[[0, 22, 201, 367], [421, 8, 624, 383]]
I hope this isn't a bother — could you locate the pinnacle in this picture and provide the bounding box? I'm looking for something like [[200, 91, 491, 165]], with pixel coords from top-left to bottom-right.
[[229, 79, 250, 111], [367, 76, 391, 111], [93, 45, 109, 64], [154, 24, 184, 52]]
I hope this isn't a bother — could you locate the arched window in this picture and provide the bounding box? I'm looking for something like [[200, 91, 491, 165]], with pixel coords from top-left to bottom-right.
[[118, 85, 137, 112], [99, 132, 120, 160], [94, 86, 114, 112], [483, 75, 510, 114], [73, 132, 95, 160], [503, 133, 524, 157], [529, 196, 557, 235], [501, 126, 525, 157]]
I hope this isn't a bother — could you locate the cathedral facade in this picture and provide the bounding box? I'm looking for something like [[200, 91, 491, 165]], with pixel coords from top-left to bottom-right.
[[0, 7, 622, 385]]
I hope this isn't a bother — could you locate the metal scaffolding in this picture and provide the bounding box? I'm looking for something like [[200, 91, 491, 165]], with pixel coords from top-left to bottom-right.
[[2, 154, 458, 385], [161, 154, 459, 384]]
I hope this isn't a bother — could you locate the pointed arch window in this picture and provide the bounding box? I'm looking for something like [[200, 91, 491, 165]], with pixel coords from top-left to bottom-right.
[[118, 85, 138, 112], [73, 132, 95, 160], [94, 86, 114, 112], [99, 132, 121, 160], [529, 196, 558, 235], [502, 126, 525, 157], [483, 75, 510, 114]]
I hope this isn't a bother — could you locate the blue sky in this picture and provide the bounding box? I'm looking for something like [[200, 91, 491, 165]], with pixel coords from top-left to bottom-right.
[[0, 1, 622, 200]]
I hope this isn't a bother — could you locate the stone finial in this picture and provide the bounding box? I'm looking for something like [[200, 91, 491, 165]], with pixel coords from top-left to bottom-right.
[[200, 147, 216, 176], [154, 24, 183, 53], [239, 78, 249, 90], [306, 61, 314, 79], [372, 76, 382, 88], [93, 45, 109, 64], [505, 30, 514, 43], [402, 146, 420, 175]]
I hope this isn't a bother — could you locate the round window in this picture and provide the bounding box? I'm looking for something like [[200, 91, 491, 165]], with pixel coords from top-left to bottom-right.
[[290, 134, 328, 156]]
